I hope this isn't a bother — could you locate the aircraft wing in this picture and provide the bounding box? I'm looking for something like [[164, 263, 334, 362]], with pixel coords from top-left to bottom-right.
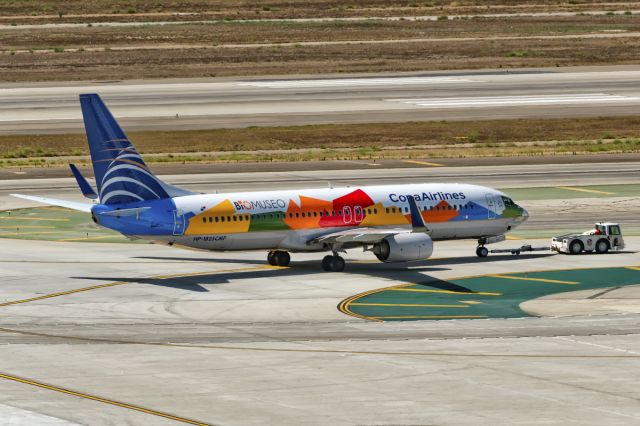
[[10, 194, 93, 213], [311, 227, 410, 245], [311, 196, 430, 246]]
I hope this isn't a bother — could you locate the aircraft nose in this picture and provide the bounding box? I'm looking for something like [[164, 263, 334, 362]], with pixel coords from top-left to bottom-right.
[[520, 206, 529, 220]]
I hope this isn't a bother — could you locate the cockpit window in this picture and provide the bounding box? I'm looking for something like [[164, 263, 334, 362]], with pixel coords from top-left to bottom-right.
[[503, 197, 516, 207]]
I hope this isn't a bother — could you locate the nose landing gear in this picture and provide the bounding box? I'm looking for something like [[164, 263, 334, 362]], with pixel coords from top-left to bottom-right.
[[476, 246, 489, 258]]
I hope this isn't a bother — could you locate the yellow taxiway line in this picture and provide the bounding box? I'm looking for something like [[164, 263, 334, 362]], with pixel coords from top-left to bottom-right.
[[391, 288, 502, 296], [488, 274, 578, 285], [370, 315, 488, 320], [0, 281, 128, 307], [0, 266, 272, 308], [0, 216, 70, 221], [556, 186, 615, 196], [0, 372, 209, 425], [404, 160, 445, 167], [0, 225, 55, 229], [56, 235, 120, 242], [349, 302, 469, 308], [0, 231, 65, 237]]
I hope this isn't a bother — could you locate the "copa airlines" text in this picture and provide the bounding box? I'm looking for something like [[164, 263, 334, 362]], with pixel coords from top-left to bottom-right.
[[389, 192, 466, 203]]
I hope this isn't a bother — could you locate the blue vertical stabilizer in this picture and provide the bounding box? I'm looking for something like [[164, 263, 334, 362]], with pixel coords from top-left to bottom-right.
[[79, 94, 170, 205]]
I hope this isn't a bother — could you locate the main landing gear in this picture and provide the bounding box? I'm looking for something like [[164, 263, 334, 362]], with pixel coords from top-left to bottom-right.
[[321, 254, 346, 272], [267, 250, 290, 267]]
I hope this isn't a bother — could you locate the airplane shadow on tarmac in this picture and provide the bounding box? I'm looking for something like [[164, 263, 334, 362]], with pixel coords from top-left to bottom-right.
[[74, 253, 556, 293]]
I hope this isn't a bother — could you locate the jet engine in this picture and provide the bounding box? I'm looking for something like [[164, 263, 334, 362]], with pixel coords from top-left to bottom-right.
[[372, 233, 434, 263]]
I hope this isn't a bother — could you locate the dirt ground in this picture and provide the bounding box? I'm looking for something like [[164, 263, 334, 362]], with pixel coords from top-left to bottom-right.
[[2, 1, 639, 23], [3, 33, 640, 82], [3, 11, 640, 81]]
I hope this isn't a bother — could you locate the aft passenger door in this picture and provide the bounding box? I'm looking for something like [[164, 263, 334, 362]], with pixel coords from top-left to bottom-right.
[[173, 209, 185, 235]]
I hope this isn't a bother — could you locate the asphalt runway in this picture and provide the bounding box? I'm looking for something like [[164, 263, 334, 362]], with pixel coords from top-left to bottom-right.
[[1, 163, 640, 424], [2, 65, 640, 134]]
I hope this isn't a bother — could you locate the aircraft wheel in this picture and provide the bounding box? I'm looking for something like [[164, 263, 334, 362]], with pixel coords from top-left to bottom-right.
[[267, 251, 277, 266], [330, 255, 345, 272], [476, 246, 489, 258], [274, 251, 290, 267], [321, 255, 333, 271]]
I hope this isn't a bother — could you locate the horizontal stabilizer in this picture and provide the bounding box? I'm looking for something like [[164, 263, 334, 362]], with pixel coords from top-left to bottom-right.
[[99, 207, 151, 217], [10, 194, 93, 212], [69, 164, 98, 199]]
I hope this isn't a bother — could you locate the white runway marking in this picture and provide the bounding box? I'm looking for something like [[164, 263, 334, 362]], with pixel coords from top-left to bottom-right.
[[238, 76, 475, 88], [386, 93, 640, 108]]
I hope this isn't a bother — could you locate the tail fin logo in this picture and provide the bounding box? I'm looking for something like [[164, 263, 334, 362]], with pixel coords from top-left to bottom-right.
[[98, 140, 169, 205]]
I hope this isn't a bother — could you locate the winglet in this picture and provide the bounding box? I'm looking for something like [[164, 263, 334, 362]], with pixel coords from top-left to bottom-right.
[[407, 195, 429, 233], [69, 164, 98, 199]]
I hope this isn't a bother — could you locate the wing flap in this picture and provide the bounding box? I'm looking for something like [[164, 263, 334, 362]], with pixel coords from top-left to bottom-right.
[[313, 228, 409, 245]]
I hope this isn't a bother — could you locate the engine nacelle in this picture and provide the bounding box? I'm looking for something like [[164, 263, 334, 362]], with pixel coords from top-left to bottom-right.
[[373, 233, 434, 263]]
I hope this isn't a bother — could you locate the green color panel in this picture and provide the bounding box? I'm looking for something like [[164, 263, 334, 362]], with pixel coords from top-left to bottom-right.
[[248, 211, 291, 232]]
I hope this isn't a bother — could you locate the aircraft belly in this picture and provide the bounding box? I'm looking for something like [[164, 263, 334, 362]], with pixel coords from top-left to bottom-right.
[[428, 218, 511, 240]]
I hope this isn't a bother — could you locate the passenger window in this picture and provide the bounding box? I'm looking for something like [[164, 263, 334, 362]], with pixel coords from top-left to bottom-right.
[[202, 217, 206, 223], [405, 207, 409, 213], [374, 209, 378, 214], [221, 216, 225, 222], [233, 216, 237, 222], [385, 208, 389, 214]]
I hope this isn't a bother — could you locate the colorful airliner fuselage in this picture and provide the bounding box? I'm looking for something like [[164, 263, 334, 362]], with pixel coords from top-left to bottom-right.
[[13, 94, 529, 271]]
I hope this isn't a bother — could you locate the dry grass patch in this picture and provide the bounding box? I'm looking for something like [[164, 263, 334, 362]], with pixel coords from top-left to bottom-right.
[[3, 116, 640, 167]]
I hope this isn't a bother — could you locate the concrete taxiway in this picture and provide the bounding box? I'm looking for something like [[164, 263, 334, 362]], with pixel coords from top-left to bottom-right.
[[1, 162, 640, 424], [2, 65, 640, 134], [1, 238, 639, 425]]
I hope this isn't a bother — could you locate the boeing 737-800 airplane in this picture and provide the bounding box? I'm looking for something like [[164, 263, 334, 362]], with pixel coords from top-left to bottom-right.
[[13, 94, 528, 271]]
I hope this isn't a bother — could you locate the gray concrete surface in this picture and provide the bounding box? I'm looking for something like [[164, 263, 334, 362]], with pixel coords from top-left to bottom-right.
[[0, 237, 639, 425], [2, 65, 640, 134]]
